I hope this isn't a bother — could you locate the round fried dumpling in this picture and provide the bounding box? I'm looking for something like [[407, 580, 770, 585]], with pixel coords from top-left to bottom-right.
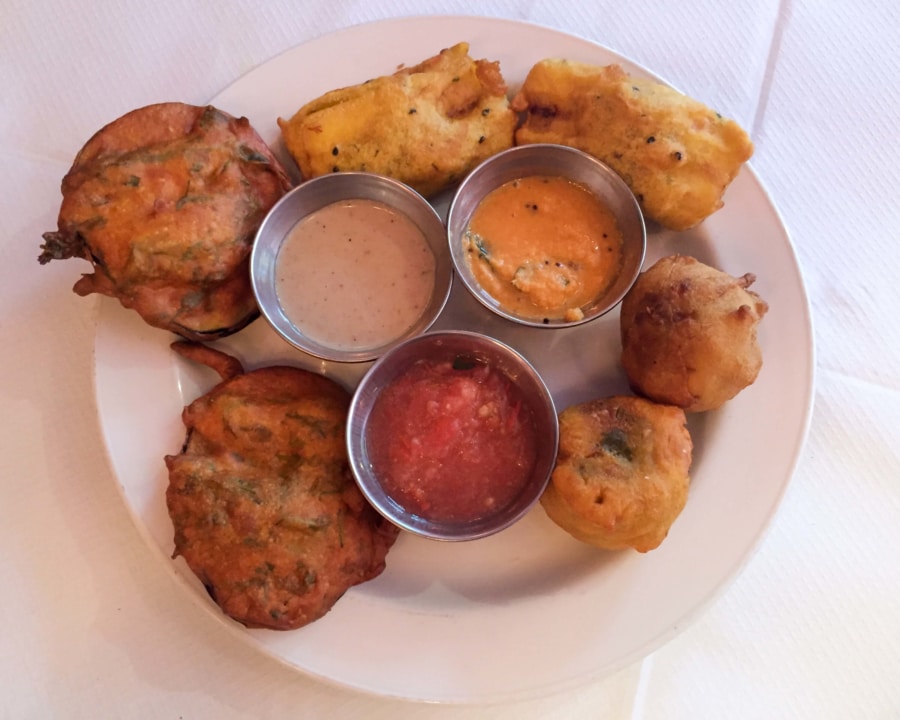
[[620, 254, 768, 412], [39, 103, 292, 340], [541, 395, 692, 553], [165, 343, 399, 630]]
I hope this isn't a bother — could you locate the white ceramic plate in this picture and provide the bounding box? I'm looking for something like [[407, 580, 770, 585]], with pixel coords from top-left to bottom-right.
[[94, 15, 814, 704]]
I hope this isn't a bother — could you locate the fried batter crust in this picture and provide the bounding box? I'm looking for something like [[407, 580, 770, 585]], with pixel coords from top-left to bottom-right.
[[40, 103, 292, 339], [541, 395, 692, 553], [619, 254, 768, 412], [277, 42, 517, 197], [165, 343, 398, 630], [511, 60, 753, 230]]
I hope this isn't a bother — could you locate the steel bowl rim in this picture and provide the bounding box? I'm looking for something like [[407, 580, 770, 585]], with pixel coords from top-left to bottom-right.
[[346, 329, 560, 541], [250, 172, 454, 363], [446, 143, 646, 329]]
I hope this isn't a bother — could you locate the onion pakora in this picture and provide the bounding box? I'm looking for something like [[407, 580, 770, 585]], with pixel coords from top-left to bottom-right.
[[541, 395, 692, 553], [164, 342, 399, 630], [511, 59, 753, 230], [620, 254, 768, 412], [39, 103, 292, 340], [277, 42, 517, 197]]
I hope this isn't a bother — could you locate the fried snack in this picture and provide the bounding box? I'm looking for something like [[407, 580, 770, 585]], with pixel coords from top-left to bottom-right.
[[39, 103, 292, 340], [277, 42, 517, 197], [541, 395, 692, 553], [511, 59, 754, 230], [620, 254, 768, 412], [165, 342, 399, 630]]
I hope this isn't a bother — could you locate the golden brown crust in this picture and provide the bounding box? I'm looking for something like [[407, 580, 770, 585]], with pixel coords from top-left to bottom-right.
[[541, 395, 692, 552], [277, 42, 517, 197], [619, 254, 768, 412], [40, 103, 292, 339], [170, 340, 245, 381], [165, 346, 398, 630], [511, 59, 753, 230]]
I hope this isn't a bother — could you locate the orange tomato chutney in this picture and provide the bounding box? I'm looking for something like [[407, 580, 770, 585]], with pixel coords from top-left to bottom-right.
[[463, 175, 623, 322], [365, 357, 538, 523]]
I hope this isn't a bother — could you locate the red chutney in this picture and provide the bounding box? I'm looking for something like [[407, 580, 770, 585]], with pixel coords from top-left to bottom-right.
[[366, 358, 539, 523]]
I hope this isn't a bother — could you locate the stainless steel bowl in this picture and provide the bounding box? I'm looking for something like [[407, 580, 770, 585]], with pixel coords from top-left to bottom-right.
[[346, 330, 559, 541], [446, 143, 646, 328], [251, 172, 453, 363]]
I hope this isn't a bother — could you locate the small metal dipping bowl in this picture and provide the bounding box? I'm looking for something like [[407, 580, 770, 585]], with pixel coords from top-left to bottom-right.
[[446, 144, 646, 328], [251, 172, 453, 363], [346, 330, 559, 541]]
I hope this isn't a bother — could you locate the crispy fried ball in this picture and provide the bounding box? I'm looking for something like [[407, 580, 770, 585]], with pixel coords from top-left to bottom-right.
[[541, 395, 692, 552], [620, 254, 768, 412], [164, 342, 399, 630], [277, 42, 517, 197], [511, 59, 753, 230], [39, 103, 292, 340]]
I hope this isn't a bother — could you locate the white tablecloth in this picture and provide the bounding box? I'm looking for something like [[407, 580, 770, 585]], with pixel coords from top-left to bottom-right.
[[3, 1, 898, 717]]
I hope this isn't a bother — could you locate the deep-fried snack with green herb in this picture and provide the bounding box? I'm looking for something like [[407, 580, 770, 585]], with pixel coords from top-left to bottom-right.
[[39, 103, 292, 340], [164, 342, 399, 630], [541, 395, 692, 553], [277, 42, 517, 197], [511, 59, 753, 230]]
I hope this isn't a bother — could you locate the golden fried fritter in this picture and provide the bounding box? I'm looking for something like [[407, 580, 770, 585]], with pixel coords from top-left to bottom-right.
[[40, 103, 292, 340], [541, 395, 692, 553], [165, 342, 399, 630], [620, 254, 768, 412], [511, 60, 753, 230], [277, 42, 517, 197]]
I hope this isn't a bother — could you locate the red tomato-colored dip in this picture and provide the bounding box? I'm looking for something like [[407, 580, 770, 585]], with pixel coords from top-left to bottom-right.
[[366, 357, 539, 523]]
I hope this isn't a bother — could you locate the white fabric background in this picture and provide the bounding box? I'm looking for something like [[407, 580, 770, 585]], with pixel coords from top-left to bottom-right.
[[2, 0, 898, 717]]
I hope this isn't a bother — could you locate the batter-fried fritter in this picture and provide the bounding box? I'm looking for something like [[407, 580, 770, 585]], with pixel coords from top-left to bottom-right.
[[541, 395, 692, 553], [164, 342, 399, 630], [511, 60, 753, 230], [277, 42, 517, 197], [39, 103, 292, 340], [620, 254, 768, 412]]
